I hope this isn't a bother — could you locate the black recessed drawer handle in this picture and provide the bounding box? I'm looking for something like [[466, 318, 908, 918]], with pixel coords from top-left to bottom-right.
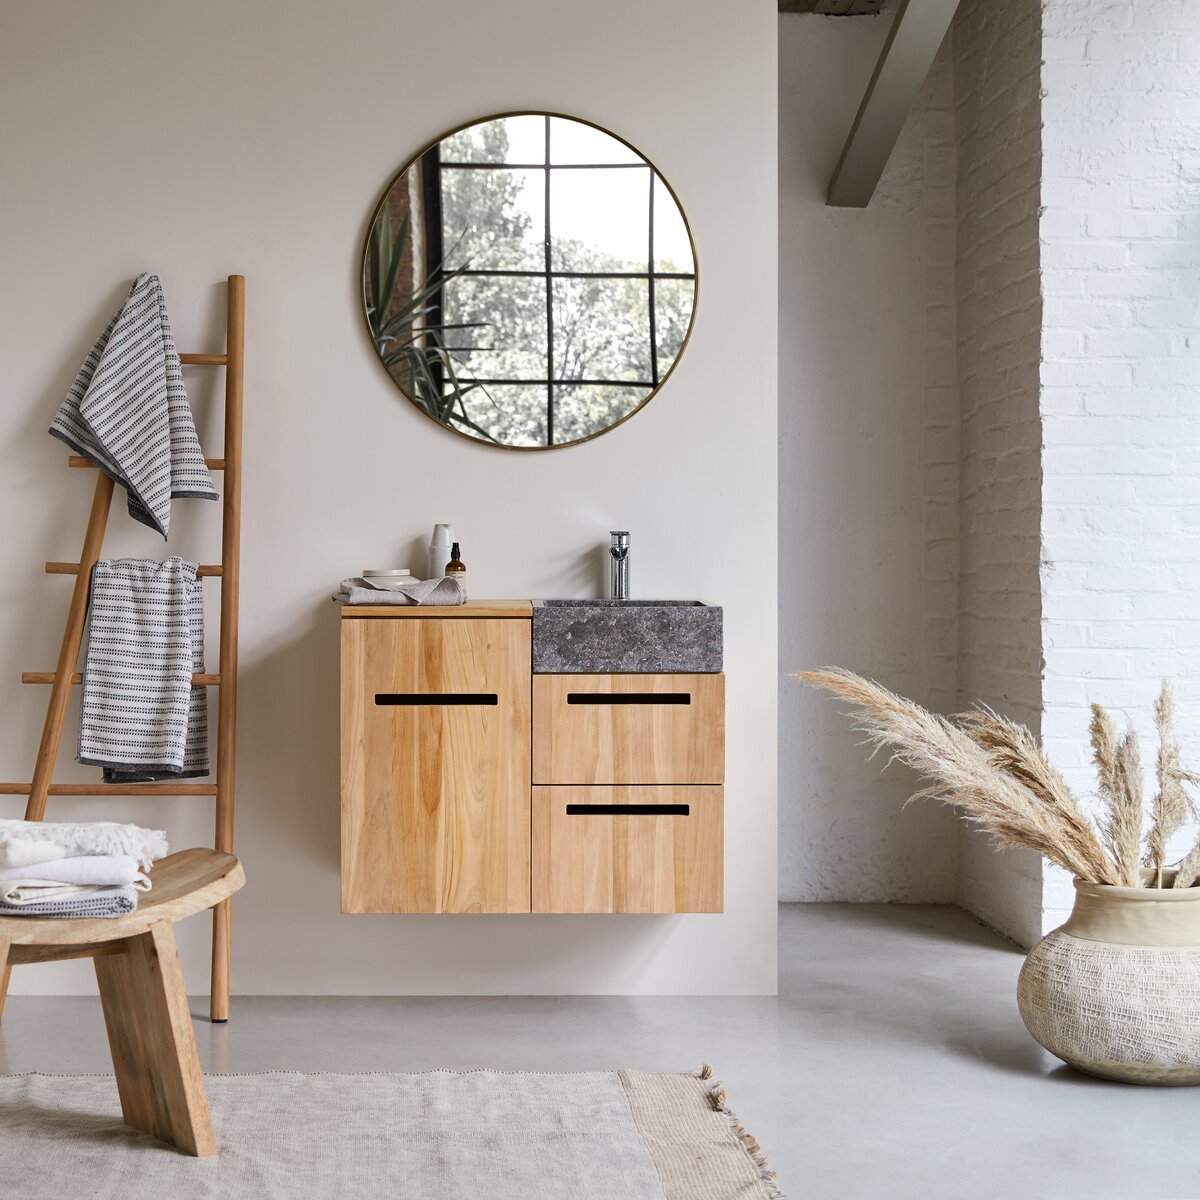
[[566, 693, 691, 705], [565, 804, 690, 816], [375, 693, 498, 706]]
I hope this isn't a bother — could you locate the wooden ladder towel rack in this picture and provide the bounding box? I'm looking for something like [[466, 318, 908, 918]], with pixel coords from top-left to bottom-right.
[[0, 275, 244, 1024]]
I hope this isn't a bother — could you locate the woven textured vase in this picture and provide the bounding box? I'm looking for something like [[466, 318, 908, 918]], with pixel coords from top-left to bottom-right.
[[1018, 874, 1200, 1085]]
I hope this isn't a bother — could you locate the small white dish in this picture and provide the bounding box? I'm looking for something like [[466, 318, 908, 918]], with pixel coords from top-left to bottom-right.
[[363, 568, 417, 591]]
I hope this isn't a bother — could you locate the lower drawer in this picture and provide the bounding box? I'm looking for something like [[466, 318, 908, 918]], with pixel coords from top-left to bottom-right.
[[532, 786, 723, 914]]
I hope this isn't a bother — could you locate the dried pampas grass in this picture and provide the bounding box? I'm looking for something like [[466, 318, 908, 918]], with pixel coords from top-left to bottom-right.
[[797, 669, 1114, 883], [1146, 683, 1193, 885], [1108, 725, 1145, 889], [955, 708, 1116, 886], [1089, 705, 1137, 885], [1176, 842, 1200, 890], [799, 668, 1200, 889]]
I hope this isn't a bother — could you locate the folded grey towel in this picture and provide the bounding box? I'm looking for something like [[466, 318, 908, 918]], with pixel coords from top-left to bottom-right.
[[79, 557, 208, 781], [0, 883, 139, 919], [334, 576, 468, 606], [49, 273, 218, 538]]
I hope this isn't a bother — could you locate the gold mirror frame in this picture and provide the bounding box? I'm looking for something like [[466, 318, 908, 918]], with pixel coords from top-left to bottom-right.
[[360, 110, 699, 451]]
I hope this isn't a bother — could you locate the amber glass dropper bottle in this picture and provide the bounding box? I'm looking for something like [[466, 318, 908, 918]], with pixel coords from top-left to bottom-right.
[[445, 542, 466, 588]]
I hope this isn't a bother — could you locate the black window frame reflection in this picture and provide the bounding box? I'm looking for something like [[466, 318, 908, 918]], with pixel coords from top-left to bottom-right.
[[423, 115, 696, 446]]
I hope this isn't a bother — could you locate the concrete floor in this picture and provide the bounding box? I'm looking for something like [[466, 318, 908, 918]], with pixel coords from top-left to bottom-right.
[[3, 903, 1199, 1199]]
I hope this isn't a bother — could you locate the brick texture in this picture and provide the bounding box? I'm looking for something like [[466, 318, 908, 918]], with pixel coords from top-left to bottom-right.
[[953, 0, 1046, 946], [782, 0, 1200, 932], [778, 18, 962, 904], [1039, 0, 1200, 930]]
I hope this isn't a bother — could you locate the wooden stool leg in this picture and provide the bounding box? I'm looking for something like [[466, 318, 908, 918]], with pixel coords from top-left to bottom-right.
[[95, 921, 216, 1156], [210, 898, 230, 1022]]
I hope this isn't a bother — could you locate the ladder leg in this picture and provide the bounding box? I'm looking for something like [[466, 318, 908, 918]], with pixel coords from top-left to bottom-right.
[[25, 473, 114, 822], [211, 274, 243, 1024], [210, 898, 231, 1022], [2, 472, 113, 1017]]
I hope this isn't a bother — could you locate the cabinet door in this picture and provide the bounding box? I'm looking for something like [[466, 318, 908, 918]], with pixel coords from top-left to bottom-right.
[[532, 786, 723, 913], [533, 673, 724, 785], [341, 618, 531, 913]]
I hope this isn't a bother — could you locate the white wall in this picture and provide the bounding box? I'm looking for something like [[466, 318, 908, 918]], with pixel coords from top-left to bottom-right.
[[0, 0, 778, 995], [782, 0, 1200, 936], [951, 0, 1046, 946], [1039, 0, 1200, 931], [779, 13, 961, 903]]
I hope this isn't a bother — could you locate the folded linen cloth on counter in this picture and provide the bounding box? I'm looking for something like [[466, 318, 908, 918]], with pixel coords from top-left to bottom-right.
[[0, 884, 140, 919], [0, 819, 167, 872], [333, 576, 467, 606], [80, 557, 208, 781], [0, 873, 150, 906], [334, 576, 467, 606], [49, 273, 218, 538]]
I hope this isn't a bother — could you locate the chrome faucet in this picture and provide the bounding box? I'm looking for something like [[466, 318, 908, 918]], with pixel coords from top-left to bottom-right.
[[609, 531, 630, 600]]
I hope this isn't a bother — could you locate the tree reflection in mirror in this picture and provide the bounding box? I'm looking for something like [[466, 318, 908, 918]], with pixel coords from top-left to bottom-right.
[[362, 112, 697, 449]]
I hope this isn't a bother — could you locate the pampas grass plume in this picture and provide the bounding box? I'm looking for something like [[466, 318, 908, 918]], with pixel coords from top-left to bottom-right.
[[801, 669, 1200, 889]]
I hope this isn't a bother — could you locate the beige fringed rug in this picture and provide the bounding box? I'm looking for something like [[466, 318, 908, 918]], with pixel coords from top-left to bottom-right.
[[0, 1065, 784, 1199]]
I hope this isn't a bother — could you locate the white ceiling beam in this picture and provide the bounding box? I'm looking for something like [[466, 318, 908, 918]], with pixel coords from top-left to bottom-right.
[[826, 0, 961, 208]]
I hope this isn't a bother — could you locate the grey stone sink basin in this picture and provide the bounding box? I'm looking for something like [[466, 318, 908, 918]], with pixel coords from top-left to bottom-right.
[[532, 599, 722, 674]]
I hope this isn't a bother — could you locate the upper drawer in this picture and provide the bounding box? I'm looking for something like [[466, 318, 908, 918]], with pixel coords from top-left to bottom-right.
[[533, 673, 724, 785]]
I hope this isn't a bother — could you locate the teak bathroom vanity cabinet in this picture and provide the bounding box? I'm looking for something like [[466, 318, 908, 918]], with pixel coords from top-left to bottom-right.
[[340, 602, 724, 915]]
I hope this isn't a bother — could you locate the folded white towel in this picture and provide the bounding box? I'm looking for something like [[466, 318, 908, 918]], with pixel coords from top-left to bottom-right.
[[0, 873, 151, 906], [0, 854, 142, 887], [0, 820, 167, 872], [0, 840, 66, 870]]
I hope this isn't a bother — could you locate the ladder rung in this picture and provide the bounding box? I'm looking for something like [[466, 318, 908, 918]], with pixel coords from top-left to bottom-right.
[[22, 671, 220, 686], [0, 782, 218, 796], [46, 561, 223, 577], [179, 353, 228, 365], [68, 455, 226, 470]]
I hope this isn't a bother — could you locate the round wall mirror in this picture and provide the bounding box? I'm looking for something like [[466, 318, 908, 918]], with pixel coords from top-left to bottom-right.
[[362, 112, 697, 449]]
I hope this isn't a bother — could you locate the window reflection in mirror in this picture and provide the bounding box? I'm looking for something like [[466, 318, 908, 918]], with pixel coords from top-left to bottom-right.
[[363, 113, 697, 449]]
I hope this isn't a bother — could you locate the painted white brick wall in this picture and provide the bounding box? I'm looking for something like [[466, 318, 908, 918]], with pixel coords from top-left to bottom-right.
[[952, 0, 1046, 947], [1040, 0, 1200, 931], [782, 0, 1200, 928], [779, 15, 961, 902]]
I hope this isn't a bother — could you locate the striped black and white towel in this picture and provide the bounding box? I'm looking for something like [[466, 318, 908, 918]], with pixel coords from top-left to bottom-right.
[[79, 558, 209, 782], [0, 884, 140, 919], [49, 273, 218, 538]]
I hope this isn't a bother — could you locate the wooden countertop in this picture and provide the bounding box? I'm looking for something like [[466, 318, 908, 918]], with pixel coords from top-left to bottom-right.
[[340, 600, 533, 619]]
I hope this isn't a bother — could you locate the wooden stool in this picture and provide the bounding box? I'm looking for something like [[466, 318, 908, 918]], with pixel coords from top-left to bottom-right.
[[0, 849, 244, 1156]]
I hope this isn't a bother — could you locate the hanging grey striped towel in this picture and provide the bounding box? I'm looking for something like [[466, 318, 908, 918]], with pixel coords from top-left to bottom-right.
[[79, 558, 209, 782], [49, 273, 218, 538]]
